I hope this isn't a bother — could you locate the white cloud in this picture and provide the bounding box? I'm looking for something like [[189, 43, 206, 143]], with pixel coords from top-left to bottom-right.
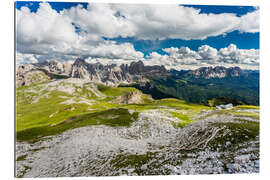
[[16, 52, 38, 65], [219, 44, 259, 65], [62, 4, 259, 40], [145, 52, 172, 67], [163, 46, 201, 60], [238, 9, 259, 33], [15, 2, 259, 70], [16, 3, 78, 46], [61, 4, 136, 38], [86, 42, 143, 60], [16, 3, 144, 63], [198, 45, 219, 61], [144, 44, 259, 70]]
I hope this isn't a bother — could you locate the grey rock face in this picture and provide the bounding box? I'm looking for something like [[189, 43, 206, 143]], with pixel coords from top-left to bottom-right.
[[214, 103, 233, 110], [16, 58, 170, 87], [70, 58, 135, 85], [34, 60, 66, 74], [16, 112, 259, 177], [111, 91, 153, 104], [189, 66, 243, 79], [16, 64, 50, 87], [69, 58, 169, 86]]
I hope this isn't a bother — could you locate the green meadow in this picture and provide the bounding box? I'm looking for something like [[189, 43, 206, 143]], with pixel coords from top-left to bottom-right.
[[16, 80, 259, 142]]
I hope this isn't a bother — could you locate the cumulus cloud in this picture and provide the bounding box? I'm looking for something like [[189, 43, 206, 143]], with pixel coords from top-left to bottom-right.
[[61, 4, 136, 39], [16, 3, 78, 46], [219, 44, 259, 65], [86, 42, 143, 60], [16, 2, 259, 69], [16, 52, 38, 65], [198, 45, 219, 62], [144, 44, 259, 70], [163, 47, 201, 60], [16, 3, 144, 64], [62, 3, 259, 40], [238, 9, 259, 33]]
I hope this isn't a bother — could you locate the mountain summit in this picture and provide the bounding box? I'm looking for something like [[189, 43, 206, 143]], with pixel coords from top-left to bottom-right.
[[188, 66, 243, 79], [16, 59, 170, 87], [16, 58, 256, 87]]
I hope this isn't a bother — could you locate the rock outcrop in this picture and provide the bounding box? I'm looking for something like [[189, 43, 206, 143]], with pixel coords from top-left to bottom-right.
[[214, 103, 233, 110], [112, 91, 152, 104], [69, 59, 169, 86], [188, 66, 243, 79], [16, 64, 50, 87], [16, 58, 170, 87], [16, 58, 246, 87]]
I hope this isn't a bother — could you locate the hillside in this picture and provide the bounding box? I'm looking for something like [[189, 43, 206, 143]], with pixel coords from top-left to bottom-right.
[[124, 67, 259, 106], [16, 74, 259, 177]]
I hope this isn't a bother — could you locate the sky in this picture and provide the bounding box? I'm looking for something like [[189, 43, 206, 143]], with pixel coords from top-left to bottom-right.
[[15, 1, 260, 70]]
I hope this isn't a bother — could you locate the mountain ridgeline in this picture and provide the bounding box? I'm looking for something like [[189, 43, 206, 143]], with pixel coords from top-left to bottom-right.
[[16, 58, 259, 106]]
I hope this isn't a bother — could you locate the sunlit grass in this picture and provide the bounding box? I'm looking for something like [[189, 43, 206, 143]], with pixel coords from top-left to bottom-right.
[[235, 105, 259, 109], [16, 80, 258, 142]]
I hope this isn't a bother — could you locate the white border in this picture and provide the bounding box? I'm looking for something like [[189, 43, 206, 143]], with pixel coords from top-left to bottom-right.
[[1, 0, 269, 180]]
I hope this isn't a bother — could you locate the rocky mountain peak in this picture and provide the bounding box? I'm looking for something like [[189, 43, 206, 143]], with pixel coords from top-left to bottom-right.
[[16, 58, 170, 87], [189, 66, 243, 79], [73, 58, 87, 66], [129, 60, 145, 74]]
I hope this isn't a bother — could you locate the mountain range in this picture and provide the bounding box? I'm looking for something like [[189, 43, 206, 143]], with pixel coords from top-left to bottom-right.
[[16, 58, 252, 86], [15, 58, 260, 177], [16, 58, 169, 87], [16, 58, 259, 105]]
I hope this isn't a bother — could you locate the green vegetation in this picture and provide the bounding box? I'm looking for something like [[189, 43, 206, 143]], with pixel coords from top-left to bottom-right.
[[123, 98, 211, 112], [208, 97, 244, 106], [97, 84, 136, 100], [235, 105, 260, 109], [16, 79, 259, 143], [200, 107, 259, 120], [110, 152, 156, 169], [16, 89, 90, 131], [17, 108, 138, 142], [37, 68, 69, 79], [229, 111, 259, 120], [16, 154, 27, 161], [209, 119, 259, 150], [16, 80, 211, 141], [170, 111, 192, 128], [126, 74, 259, 106]]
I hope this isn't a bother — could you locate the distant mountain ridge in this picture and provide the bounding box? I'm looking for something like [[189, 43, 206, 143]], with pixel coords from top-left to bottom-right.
[[16, 58, 259, 105], [16, 58, 169, 87], [187, 66, 243, 79], [169, 66, 255, 79], [123, 65, 259, 105], [16, 58, 258, 87]]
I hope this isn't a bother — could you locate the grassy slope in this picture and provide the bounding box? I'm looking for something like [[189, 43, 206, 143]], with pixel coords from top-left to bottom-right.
[[16, 81, 137, 132], [17, 108, 139, 142], [150, 75, 259, 105], [16, 79, 259, 142]]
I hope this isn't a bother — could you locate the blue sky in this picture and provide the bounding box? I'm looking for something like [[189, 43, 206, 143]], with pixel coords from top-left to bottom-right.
[[15, 1, 260, 70]]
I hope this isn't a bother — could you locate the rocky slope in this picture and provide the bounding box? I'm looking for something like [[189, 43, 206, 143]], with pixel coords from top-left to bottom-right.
[[16, 108, 259, 177], [112, 91, 152, 105], [15, 73, 260, 177], [16, 59, 169, 87], [15, 59, 260, 177], [16, 58, 251, 87], [188, 66, 243, 79]]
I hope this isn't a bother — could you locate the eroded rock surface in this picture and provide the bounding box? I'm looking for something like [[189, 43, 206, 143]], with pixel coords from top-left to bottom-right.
[[16, 111, 259, 177]]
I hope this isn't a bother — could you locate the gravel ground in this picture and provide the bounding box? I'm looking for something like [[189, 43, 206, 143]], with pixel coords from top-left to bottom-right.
[[16, 110, 259, 177]]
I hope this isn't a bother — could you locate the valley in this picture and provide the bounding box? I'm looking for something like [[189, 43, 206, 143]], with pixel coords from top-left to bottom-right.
[[15, 59, 260, 177]]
